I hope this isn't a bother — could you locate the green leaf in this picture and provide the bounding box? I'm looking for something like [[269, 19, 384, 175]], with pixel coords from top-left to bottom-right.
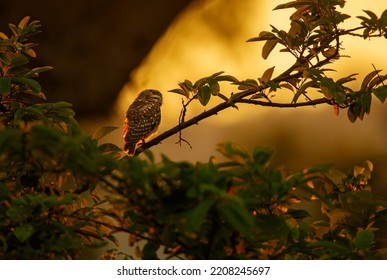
[[373, 85, 387, 103], [8, 23, 19, 36], [0, 53, 12, 65], [13, 224, 34, 242], [92, 126, 118, 141], [355, 229, 374, 250], [12, 77, 41, 92], [186, 199, 215, 231], [197, 85, 211, 106], [10, 54, 30, 68], [262, 39, 278, 60], [287, 209, 311, 219], [217, 196, 253, 236], [360, 92, 371, 115], [361, 70, 380, 91], [142, 241, 160, 260], [252, 147, 273, 166], [25, 66, 54, 77], [0, 77, 11, 95], [217, 142, 249, 165]]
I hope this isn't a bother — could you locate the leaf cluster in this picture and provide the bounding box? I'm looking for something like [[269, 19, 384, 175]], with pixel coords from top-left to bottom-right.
[[104, 143, 387, 259], [167, 0, 387, 128]]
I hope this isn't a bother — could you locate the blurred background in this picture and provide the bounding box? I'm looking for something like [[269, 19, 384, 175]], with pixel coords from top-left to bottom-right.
[[1, 0, 386, 190]]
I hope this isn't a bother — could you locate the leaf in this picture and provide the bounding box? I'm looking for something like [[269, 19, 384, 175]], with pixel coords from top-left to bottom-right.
[[372, 85, 387, 103], [262, 39, 278, 60], [247, 31, 277, 42], [24, 48, 37, 58], [293, 80, 317, 103], [287, 209, 311, 219], [18, 16, 31, 29], [217, 196, 253, 236], [13, 224, 34, 242], [252, 147, 273, 166], [186, 199, 214, 231], [168, 88, 188, 98], [274, 1, 314, 10], [12, 77, 41, 92], [214, 75, 239, 83], [355, 229, 374, 250], [8, 23, 19, 36], [363, 10, 378, 21], [208, 71, 225, 79], [217, 142, 249, 165], [261, 66, 275, 84], [279, 82, 294, 92], [11, 54, 29, 68], [25, 66, 54, 77], [347, 104, 358, 123], [0, 53, 12, 65], [197, 85, 211, 106], [13, 92, 47, 104], [299, 184, 334, 209], [209, 79, 220, 96], [0, 32, 8, 39], [142, 241, 160, 260], [360, 92, 372, 115], [361, 70, 380, 91], [236, 79, 259, 90], [0, 77, 11, 95], [92, 126, 118, 141]]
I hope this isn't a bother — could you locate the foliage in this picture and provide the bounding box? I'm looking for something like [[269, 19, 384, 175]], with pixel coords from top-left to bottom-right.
[[1, 0, 387, 260], [0, 17, 120, 259]]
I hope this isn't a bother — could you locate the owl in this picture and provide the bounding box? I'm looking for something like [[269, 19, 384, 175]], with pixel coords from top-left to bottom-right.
[[123, 89, 163, 156]]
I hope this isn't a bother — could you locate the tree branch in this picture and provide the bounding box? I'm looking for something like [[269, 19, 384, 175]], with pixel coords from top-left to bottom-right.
[[134, 96, 332, 156]]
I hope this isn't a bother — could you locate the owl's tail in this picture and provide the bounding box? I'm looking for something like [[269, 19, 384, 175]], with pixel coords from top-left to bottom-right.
[[123, 142, 136, 156]]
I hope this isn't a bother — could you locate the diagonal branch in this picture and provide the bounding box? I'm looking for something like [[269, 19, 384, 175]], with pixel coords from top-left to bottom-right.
[[134, 96, 332, 156]]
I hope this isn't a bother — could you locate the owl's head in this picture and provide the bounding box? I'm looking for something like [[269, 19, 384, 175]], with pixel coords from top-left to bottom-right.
[[137, 89, 163, 105]]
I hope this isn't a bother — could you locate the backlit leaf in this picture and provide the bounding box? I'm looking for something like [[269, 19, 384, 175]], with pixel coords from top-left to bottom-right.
[[262, 39, 278, 60], [18, 16, 31, 29], [373, 85, 387, 103], [261, 66, 275, 84]]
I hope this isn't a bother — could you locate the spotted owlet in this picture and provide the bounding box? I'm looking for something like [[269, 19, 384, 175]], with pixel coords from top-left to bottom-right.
[[123, 89, 162, 156]]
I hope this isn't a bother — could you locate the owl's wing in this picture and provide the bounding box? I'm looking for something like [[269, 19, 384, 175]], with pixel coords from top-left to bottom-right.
[[123, 104, 161, 154]]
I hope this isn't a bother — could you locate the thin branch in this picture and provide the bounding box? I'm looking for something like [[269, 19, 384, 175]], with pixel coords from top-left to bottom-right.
[[239, 97, 331, 107]]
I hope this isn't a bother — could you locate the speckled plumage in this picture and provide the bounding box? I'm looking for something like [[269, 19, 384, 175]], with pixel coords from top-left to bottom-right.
[[123, 89, 162, 155]]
